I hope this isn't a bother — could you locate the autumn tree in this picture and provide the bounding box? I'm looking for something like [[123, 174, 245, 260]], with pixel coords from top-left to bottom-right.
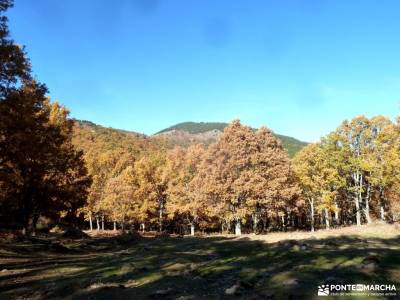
[[293, 144, 322, 232], [0, 0, 30, 99], [0, 82, 90, 234], [331, 115, 400, 225], [333, 116, 371, 225], [194, 120, 299, 235], [82, 149, 136, 230], [166, 144, 206, 235], [101, 166, 141, 231], [0, 0, 30, 219], [364, 116, 400, 221], [295, 115, 400, 230], [294, 134, 348, 231], [0, 2, 90, 234], [135, 152, 168, 232], [249, 127, 300, 232]]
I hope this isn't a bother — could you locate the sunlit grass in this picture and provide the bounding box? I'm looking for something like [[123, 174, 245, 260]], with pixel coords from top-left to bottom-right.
[[0, 224, 399, 299]]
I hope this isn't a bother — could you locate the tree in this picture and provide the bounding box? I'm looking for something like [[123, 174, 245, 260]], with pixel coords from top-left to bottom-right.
[[196, 121, 256, 235], [0, 82, 90, 234], [82, 149, 135, 230], [166, 144, 206, 235], [335, 116, 372, 226], [294, 144, 322, 232], [0, 0, 31, 99], [295, 115, 400, 230], [135, 152, 168, 232], [0, 0, 91, 234], [0, 0, 30, 219], [248, 127, 300, 232], [365, 116, 399, 221], [194, 120, 299, 235], [102, 166, 141, 231]]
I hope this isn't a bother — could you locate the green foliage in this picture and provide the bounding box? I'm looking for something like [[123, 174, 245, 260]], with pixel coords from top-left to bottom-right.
[[156, 121, 228, 134], [276, 134, 308, 157]]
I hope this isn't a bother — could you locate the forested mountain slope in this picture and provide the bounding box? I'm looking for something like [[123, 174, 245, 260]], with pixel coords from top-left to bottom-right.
[[155, 121, 307, 157], [72, 119, 172, 156], [72, 120, 307, 157]]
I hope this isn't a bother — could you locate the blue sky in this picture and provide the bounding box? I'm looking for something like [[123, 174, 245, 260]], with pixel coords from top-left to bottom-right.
[[7, 0, 400, 142]]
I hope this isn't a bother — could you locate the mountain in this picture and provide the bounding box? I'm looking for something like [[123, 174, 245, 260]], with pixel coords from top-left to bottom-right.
[[72, 120, 307, 158], [157, 122, 228, 135], [72, 119, 166, 156], [155, 122, 307, 157]]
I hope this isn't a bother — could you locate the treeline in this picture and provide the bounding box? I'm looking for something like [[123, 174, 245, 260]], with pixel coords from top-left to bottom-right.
[[294, 116, 400, 231], [81, 120, 299, 235], [81, 116, 400, 235]]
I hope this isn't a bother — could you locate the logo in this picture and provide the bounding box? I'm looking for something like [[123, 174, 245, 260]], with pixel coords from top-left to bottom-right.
[[317, 283, 397, 297], [318, 284, 330, 296]]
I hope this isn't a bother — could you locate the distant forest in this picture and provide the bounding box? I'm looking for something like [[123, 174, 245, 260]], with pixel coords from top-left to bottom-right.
[[155, 121, 307, 157]]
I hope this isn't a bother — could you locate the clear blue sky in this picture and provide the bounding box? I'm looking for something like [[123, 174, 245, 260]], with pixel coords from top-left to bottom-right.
[[7, 0, 400, 142]]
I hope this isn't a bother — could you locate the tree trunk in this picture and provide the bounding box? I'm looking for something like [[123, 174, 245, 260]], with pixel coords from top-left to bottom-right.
[[253, 213, 258, 233], [325, 208, 330, 230], [190, 223, 195, 236], [353, 172, 361, 226], [101, 215, 104, 230], [281, 215, 286, 231], [113, 221, 117, 231], [22, 214, 37, 236], [21, 192, 34, 236], [334, 202, 339, 224], [89, 215, 93, 231], [310, 197, 315, 232], [262, 214, 267, 232], [359, 173, 364, 223], [96, 216, 100, 231], [380, 187, 386, 222], [159, 199, 164, 232], [354, 195, 361, 226], [365, 185, 372, 224], [140, 223, 145, 232], [235, 218, 241, 236]]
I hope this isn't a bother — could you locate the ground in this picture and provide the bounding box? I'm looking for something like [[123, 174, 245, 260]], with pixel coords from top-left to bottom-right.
[[0, 224, 399, 299]]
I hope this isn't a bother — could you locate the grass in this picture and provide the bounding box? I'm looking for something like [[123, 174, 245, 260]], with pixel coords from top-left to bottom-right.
[[0, 224, 399, 299]]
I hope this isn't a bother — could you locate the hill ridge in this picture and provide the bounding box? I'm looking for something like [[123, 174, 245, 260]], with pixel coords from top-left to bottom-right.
[[155, 121, 308, 157]]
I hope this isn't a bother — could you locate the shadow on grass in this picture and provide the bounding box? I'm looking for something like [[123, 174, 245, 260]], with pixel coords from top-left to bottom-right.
[[0, 234, 399, 299]]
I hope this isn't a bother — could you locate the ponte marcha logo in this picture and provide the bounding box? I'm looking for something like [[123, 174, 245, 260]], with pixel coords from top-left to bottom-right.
[[317, 283, 397, 297], [318, 284, 330, 296]]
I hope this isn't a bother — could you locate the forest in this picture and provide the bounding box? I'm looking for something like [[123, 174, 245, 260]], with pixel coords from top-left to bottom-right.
[[73, 116, 400, 236], [0, 0, 400, 238]]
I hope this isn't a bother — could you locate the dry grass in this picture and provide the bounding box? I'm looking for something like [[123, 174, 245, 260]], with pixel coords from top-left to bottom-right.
[[232, 222, 400, 244], [0, 224, 399, 299], [85, 229, 122, 237]]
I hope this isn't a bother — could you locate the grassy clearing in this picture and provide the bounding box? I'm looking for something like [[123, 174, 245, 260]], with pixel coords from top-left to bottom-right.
[[0, 224, 399, 299]]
